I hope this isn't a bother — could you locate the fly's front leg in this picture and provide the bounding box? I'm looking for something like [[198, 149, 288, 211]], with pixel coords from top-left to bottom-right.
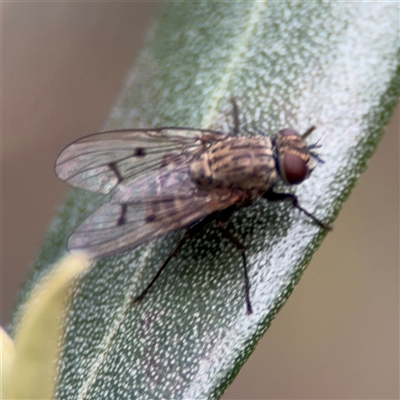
[[132, 213, 216, 305], [217, 206, 253, 315], [263, 190, 332, 230]]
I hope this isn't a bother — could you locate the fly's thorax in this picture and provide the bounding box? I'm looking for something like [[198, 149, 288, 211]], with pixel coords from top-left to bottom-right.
[[189, 136, 277, 192], [274, 129, 311, 185]]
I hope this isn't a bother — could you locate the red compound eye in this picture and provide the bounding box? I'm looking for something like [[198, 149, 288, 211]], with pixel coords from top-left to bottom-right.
[[281, 152, 309, 184]]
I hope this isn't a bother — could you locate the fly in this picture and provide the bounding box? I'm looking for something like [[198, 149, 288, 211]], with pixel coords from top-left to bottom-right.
[[55, 101, 331, 314]]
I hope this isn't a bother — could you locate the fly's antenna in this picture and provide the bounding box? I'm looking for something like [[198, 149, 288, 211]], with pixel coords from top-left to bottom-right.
[[305, 126, 327, 167], [310, 152, 325, 165], [308, 143, 322, 150], [308, 153, 324, 175], [308, 128, 327, 150]]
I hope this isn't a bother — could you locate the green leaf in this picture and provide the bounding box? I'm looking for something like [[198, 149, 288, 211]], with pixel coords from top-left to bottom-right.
[[11, 2, 399, 399]]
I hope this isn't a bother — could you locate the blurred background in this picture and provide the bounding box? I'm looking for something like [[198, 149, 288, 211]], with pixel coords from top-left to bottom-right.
[[2, 3, 398, 399]]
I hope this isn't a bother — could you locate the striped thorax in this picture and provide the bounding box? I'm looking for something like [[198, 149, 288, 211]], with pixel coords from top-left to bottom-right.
[[190, 136, 277, 195]]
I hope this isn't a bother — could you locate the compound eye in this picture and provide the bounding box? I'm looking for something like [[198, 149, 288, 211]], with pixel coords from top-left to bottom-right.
[[280, 153, 309, 184]]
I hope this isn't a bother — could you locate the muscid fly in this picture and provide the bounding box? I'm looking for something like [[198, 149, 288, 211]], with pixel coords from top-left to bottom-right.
[[55, 102, 331, 314]]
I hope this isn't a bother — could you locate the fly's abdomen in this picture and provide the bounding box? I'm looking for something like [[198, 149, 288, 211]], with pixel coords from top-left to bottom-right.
[[190, 137, 277, 192]]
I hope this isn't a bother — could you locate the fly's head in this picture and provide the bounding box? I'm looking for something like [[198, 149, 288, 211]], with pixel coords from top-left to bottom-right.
[[273, 127, 323, 186]]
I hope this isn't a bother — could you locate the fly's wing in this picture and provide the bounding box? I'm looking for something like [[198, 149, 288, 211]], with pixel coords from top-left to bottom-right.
[[55, 128, 225, 194], [109, 161, 198, 203], [67, 188, 242, 259], [56, 127, 234, 258]]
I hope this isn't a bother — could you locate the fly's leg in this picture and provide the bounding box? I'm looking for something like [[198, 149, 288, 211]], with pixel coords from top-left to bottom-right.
[[263, 190, 332, 231], [231, 98, 240, 136], [132, 236, 186, 304], [132, 213, 216, 304], [230, 98, 256, 137], [218, 224, 253, 315], [301, 125, 316, 139], [217, 206, 253, 315]]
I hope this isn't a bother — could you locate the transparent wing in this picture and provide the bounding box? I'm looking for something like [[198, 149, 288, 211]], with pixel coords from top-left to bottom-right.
[[67, 189, 242, 259], [109, 162, 198, 204], [55, 128, 224, 194]]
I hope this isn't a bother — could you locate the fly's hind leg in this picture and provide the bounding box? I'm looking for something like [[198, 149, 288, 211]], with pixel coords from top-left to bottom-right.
[[217, 206, 253, 315], [132, 213, 216, 304]]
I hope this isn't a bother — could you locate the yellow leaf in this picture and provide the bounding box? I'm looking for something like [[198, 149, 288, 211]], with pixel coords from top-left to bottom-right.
[[4, 251, 91, 399]]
